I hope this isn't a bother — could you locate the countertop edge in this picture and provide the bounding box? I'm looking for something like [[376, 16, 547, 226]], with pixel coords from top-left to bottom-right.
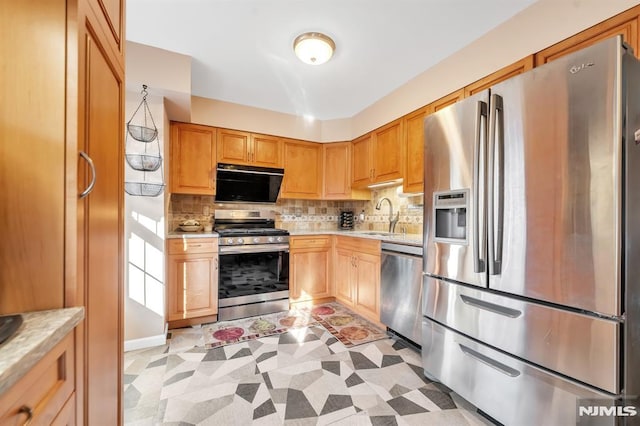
[[288, 230, 423, 246], [0, 307, 85, 395], [167, 231, 219, 239]]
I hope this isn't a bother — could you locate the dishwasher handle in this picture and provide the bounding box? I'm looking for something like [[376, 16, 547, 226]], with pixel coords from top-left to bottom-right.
[[381, 242, 423, 257]]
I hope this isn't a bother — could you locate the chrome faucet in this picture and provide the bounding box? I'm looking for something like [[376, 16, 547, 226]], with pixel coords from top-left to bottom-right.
[[375, 197, 399, 233]]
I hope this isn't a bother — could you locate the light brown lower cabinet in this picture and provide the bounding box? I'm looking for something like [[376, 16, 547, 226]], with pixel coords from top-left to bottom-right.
[[167, 238, 219, 325], [332, 237, 381, 323], [290, 236, 332, 303], [0, 332, 75, 425]]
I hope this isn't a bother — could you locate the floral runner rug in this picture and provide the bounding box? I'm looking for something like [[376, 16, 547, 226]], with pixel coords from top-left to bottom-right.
[[202, 302, 387, 349]]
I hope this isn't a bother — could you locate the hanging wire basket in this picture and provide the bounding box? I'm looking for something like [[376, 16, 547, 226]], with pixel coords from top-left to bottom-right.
[[126, 153, 162, 172], [125, 182, 165, 197], [127, 124, 158, 143], [126, 85, 158, 142], [124, 84, 165, 197]]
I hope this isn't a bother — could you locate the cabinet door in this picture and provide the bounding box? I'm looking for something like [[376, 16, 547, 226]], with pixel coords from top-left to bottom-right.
[[77, 15, 124, 426], [334, 248, 355, 306], [170, 123, 216, 194], [323, 142, 351, 199], [372, 119, 403, 183], [354, 251, 381, 322], [280, 139, 322, 199], [252, 134, 282, 168], [0, 0, 66, 313], [464, 56, 534, 97], [84, 0, 124, 61], [167, 254, 218, 321], [217, 128, 250, 165], [351, 133, 372, 188], [431, 89, 465, 113], [403, 106, 431, 194], [535, 10, 640, 65], [290, 248, 331, 302]]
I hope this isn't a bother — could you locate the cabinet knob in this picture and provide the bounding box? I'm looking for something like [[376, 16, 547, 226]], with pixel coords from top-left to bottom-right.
[[18, 406, 33, 425]]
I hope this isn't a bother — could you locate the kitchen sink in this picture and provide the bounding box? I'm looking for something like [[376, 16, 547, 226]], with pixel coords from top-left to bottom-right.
[[357, 231, 393, 236]]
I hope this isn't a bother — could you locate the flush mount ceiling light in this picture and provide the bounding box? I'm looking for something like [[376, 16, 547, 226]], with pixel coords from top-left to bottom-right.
[[293, 32, 335, 65]]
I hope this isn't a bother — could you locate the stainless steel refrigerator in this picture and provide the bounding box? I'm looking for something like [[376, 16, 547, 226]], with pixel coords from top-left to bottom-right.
[[422, 35, 640, 426]]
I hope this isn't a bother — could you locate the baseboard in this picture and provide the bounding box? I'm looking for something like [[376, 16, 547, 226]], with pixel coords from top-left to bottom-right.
[[124, 327, 167, 352]]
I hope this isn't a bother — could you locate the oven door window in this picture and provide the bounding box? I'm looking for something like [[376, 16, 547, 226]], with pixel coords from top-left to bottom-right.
[[218, 251, 289, 299]]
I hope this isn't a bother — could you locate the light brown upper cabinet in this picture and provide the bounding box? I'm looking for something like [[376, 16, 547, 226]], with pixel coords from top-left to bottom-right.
[[351, 133, 373, 188], [216, 128, 283, 168], [323, 142, 370, 200], [170, 122, 216, 195], [373, 119, 404, 183], [85, 0, 125, 64], [351, 119, 403, 189], [403, 105, 432, 194], [464, 56, 534, 97], [280, 139, 322, 199], [399, 91, 463, 194], [431, 89, 465, 113], [535, 6, 640, 65]]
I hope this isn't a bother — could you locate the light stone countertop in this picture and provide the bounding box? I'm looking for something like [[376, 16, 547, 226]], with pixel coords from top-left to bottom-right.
[[165, 229, 422, 246], [166, 231, 219, 239], [288, 230, 423, 247], [0, 307, 84, 395]]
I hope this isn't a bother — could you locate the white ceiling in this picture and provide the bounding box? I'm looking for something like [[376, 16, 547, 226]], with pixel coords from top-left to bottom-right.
[[126, 0, 537, 120]]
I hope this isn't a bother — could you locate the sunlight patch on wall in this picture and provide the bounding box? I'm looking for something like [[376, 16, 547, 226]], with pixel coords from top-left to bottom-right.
[[128, 231, 165, 316]]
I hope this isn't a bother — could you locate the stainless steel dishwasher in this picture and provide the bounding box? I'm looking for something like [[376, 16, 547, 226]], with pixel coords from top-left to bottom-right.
[[380, 241, 424, 345]]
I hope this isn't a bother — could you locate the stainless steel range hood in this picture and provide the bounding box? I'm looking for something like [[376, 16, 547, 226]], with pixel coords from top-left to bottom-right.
[[215, 163, 284, 203]]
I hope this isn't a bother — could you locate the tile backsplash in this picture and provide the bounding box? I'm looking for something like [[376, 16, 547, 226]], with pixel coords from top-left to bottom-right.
[[168, 184, 423, 234]]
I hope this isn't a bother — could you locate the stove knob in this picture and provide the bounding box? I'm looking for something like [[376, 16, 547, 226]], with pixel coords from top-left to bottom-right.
[[253, 237, 261, 244], [276, 236, 284, 242], [226, 238, 234, 245], [237, 238, 244, 244], [267, 237, 275, 243]]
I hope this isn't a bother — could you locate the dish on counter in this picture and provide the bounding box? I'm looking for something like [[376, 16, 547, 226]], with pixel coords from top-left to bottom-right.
[[179, 220, 201, 232]]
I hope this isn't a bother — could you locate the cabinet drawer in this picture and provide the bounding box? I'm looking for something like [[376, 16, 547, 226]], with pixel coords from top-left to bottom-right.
[[334, 236, 380, 254], [168, 238, 218, 254], [290, 235, 331, 249], [0, 333, 75, 425]]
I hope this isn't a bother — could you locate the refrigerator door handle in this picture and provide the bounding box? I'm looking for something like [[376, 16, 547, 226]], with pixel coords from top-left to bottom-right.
[[459, 294, 521, 318], [473, 100, 488, 273], [459, 343, 521, 377], [488, 94, 504, 275]]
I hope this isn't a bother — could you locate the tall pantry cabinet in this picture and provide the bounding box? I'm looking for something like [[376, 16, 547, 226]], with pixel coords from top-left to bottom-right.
[[1, 0, 125, 424], [75, 1, 125, 425]]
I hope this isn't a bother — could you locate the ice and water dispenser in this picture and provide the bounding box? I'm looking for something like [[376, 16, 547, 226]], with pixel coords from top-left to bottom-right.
[[433, 190, 469, 244]]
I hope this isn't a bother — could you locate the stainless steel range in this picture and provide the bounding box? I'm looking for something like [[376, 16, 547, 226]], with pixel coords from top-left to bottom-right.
[[214, 210, 290, 321]]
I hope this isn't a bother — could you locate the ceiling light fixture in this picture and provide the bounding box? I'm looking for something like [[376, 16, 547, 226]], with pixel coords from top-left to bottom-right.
[[293, 32, 335, 65]]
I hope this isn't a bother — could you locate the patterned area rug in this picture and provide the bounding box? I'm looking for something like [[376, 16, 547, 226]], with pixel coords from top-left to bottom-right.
[[202, 302, 387, 349], [301, 302, 388, 347], [202, 309, 316, 349]]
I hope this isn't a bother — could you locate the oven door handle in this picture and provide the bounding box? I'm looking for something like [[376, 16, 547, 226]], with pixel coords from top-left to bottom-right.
[[219, 244, 290, 254]]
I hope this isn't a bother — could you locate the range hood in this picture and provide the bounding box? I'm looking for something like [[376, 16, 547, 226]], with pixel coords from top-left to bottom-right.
[[215, 163, 284, 204]]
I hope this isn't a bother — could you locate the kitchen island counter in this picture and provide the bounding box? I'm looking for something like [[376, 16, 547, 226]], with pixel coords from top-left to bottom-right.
[[0, 307, 84, 395]]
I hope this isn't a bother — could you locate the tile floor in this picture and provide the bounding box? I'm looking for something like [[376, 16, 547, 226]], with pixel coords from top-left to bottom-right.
[[124, 314, 493, 425]]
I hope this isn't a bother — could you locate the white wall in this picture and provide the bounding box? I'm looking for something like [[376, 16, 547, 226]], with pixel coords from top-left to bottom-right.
[[186, 0, 640, 141], [124, 92, 168, 350]]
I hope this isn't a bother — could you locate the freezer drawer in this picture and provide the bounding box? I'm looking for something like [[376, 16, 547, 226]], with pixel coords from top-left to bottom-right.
[[423, 276, 620, 393], [422, 318, 615, 426]]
